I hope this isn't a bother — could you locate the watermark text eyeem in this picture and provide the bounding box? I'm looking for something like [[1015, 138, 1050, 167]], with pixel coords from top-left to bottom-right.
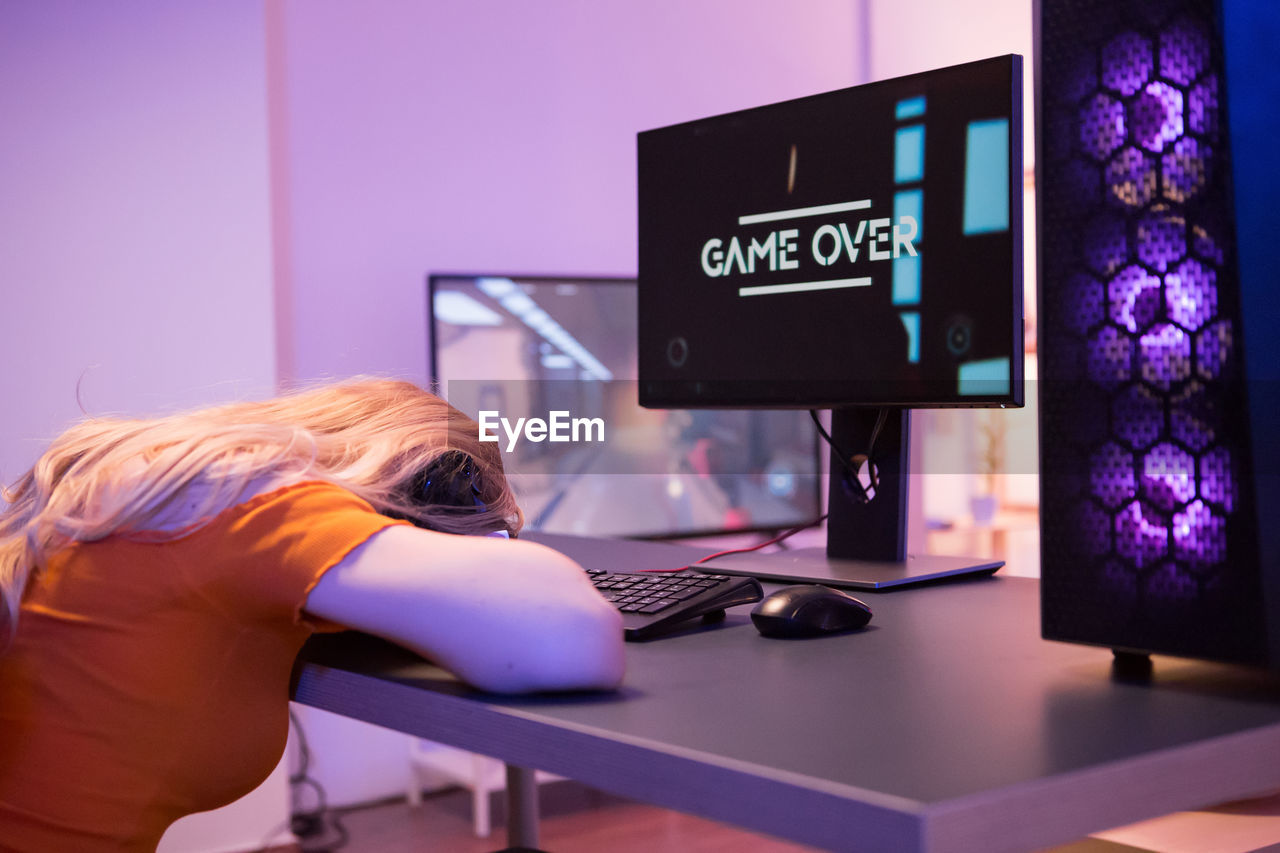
[[478, 410, 606, 452]]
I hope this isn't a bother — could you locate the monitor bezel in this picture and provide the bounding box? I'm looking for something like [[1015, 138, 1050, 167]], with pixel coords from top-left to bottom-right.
[[636, 54, 1025, 411]]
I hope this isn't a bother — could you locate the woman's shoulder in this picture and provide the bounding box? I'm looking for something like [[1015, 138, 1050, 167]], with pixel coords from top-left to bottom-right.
[[113, 477, 407, 622], [143, 476, 371, 536]]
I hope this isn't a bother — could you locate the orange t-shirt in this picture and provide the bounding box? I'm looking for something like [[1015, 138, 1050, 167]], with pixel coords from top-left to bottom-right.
[[0, 481, 407, 852]]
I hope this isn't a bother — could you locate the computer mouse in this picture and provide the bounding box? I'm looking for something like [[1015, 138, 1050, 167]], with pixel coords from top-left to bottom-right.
[[750, 584, 873, 638]]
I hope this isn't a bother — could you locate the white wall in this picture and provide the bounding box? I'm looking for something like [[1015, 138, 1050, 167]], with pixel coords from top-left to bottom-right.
[[0, 0, 277, 485]]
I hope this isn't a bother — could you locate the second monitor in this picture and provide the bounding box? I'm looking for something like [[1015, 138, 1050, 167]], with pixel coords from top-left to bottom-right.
[[430, 273, 823, 541]]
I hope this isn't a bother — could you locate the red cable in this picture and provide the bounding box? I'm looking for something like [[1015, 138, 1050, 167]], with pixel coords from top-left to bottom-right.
[[640, 514, 828, 573]]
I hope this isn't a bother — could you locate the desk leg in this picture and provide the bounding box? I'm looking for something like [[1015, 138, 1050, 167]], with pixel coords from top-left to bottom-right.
[[504, 763, 540, 849]]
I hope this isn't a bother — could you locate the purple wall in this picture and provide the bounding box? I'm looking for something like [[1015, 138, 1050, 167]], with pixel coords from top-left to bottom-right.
[[271, 0, 862, 386], [0, 0, 274, 485]]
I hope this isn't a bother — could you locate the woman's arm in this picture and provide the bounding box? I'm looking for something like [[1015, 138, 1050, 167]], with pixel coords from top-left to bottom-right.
[[303, 526, 625, 693]]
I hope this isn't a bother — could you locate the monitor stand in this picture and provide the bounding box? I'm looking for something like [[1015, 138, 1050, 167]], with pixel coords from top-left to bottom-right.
[[701, 408, 1003, 590], [700, 548, 1003, 590]]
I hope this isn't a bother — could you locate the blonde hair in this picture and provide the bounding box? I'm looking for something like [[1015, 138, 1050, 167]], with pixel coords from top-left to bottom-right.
[[0, 377, 523, 643]]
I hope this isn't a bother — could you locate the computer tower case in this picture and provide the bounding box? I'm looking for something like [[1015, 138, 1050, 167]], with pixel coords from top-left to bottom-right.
[[1036, 0, 1280, 664]]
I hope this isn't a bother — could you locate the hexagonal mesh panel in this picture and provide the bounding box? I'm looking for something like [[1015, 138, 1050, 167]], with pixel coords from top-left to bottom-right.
[[1039, 0, 1265, 663]]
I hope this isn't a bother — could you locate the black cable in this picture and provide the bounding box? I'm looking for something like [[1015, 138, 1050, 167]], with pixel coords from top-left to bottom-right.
[[288, 709, 350, 852], [289, 708, 310, 782], [809, 408, 889, 504]]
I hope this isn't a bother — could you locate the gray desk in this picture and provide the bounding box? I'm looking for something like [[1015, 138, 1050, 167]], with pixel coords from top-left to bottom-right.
[[293, 533, 1280, 852]]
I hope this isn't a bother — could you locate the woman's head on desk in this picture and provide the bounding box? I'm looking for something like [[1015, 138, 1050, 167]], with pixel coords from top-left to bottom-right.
[[0, 377, 624, 848], [0, 376, 523, 638]]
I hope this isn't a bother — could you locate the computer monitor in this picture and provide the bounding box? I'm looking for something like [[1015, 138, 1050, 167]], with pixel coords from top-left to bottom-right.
[[429, 273, 823, 540], [637, 55, 1024, 587]]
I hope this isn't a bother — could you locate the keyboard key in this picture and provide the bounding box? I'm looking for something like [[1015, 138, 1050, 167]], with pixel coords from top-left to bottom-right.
[[639, 600, 678, 613]]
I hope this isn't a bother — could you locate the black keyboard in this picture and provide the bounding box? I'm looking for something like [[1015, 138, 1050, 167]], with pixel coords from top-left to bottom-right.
[[586, 569, 763, 641]]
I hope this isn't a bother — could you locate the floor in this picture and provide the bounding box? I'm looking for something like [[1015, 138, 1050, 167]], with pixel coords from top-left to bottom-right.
[[283, 781, 819, 853], [277, 780, 1159, 853]]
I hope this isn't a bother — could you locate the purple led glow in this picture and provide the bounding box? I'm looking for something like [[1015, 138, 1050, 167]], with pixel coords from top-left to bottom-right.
[[1101, 32, 1153, 96], [1115, 501, 1170, 567], [1189, 75, 1220, 138], [1063, 272, 1105, 334], [1080, 93, 1127, 162], [1133, 82, 1185, 153], [1092, 442, 1136, 508], [1139, 324, 1192, 389], [1166, 258, 1217, 331], [1195, 319, 1233, 381], [1143, 561, 1198, 602], [1173, 500, 1227, 569], [1142, 442, 1196, 511], [1089, 325, 1133, 388], [1136, 209, 1186, 272], [1171, 381, 1219, 452], [1162, 136, 1210, 202], [1192, 223, 1224, 265], [1113, 384, 1164, 450], [1109, 264, 1162, 332], [1084, 214, 1129, 276], [1107, 146, 1157, 207], [1078, 502, 1114, 556], [1159, 18, 1209, 86], [1068, 11, 1237, 591], [1199, 447, 1236, 512]]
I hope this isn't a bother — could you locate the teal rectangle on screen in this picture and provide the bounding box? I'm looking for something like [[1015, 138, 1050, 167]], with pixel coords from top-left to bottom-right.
[[962, 118, 1010, 235], [895, 96, 926, 120], [895, 126, 925, 183], [894, 189, 923, 240], [892, 254, 921, 305], [899, 311, 921, 363], [957, 357, 1010, 396]]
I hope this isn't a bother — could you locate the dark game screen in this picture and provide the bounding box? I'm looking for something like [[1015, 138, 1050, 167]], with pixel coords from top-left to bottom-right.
[[638, 55, 1023, 409]]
